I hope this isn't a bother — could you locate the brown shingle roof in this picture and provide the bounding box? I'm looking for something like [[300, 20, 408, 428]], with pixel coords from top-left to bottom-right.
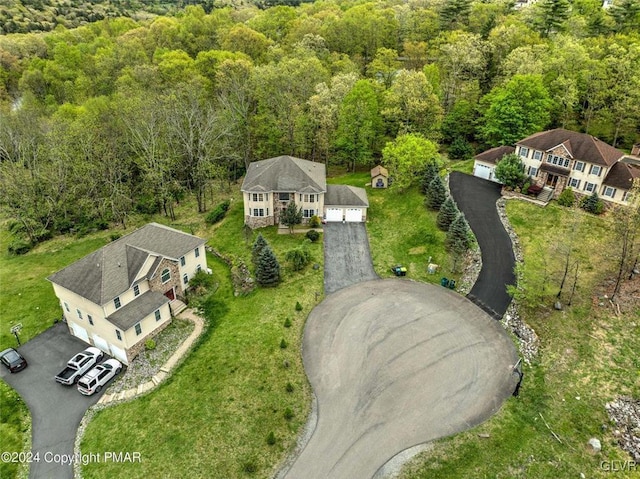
[[371, 165, 388, 178], [474, 146, 515, 165], [517, 129, 624, 167], [603, 162, 640, 190]]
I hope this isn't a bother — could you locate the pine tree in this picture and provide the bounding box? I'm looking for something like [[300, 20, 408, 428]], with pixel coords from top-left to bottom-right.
[[280, 201, 303, 233], [252, 233, 268, 267], [446, 213, 472, 254], [421, 161, 440, 194], [256, 244, 280, 286], [426, 175, 447, 210], [581, 191, 604, 215], [437, 196, 460, 231]]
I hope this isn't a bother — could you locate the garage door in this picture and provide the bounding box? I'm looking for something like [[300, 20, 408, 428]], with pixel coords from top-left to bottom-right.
[[474, 163, 491, 180], [345, 208, 363, 222], [70, 322, 89, 342], [325, 208, 343, 222], [92, 334, 110, 355], [110, 345, 128, 364]]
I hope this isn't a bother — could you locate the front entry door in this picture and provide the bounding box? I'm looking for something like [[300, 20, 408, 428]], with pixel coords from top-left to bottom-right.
[[164, 288, 175, 301], [546, 174, 558, 187]]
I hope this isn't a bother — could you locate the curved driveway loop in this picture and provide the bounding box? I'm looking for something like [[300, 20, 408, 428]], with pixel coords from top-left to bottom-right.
[[322, 222, 378, 294], [285, 279, 518, 479], [449, 172, 516, 318], [0, 322, 104, 479]]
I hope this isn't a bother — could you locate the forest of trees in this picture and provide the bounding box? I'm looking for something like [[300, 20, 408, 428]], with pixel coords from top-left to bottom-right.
[[0, 0, 639, 251]]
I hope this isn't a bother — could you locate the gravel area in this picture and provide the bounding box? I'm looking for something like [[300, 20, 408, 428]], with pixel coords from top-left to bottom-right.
[[107, 318, 195, 394], [606, 397, 640, 461]]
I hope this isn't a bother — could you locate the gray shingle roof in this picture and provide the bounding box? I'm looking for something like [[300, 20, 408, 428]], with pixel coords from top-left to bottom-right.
[[241, 156, 326, 193], [325, 185, 369, 207], [47, 223, 205, 305], [517, 129, 624, 167], [107, 290, 169, 330]]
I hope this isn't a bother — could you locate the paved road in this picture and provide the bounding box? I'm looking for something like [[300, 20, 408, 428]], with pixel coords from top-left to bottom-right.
[[449, 172, 516, 318], [0, 322, 105, 479], [322, 222, 378, 294], [285, 279, 519, 479]]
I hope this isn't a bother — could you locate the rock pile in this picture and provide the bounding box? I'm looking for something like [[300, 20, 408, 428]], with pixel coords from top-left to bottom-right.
[[606, 397, 640, 461]]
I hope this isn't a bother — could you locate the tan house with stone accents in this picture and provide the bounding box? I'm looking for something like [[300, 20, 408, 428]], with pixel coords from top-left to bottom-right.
[[47, 223, 207, 364], [474, 129, 640, 205], [241, 155, 369, 228]]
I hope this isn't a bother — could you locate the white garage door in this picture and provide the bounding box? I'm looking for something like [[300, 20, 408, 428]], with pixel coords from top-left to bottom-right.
[[474, 163, 492, 180], [345, 208, 363, 222], [110, 345, 128, 364], [70, 322, 89, 342], [325, 208, 343, 222], [92, 334, 110, 355]]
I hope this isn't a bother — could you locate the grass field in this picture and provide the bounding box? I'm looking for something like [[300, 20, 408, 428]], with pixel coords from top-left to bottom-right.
[[398, 200, 640, 479]]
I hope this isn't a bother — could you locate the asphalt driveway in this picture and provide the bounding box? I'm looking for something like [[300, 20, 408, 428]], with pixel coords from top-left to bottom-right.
[[449, 172, 516, 318], [285, 279, 519, 479], [322, 222, 378, 294], [0, 322, 106, 479]]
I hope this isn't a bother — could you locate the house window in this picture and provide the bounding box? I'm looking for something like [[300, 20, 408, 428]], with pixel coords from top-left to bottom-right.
[[196, 264, 202, 272], [546, 154, 570, 168], [266, 208, 269, 216], [195, 247, 200, 258], [527, 166, 538, 177], [115, 330, 122, 341], [183, 273, 188, 285], [622, 191, 631, 202], [253, 208, 265, 217], [265, 193, 268, 201], [133, 284, 140, 297], [161, 268, 171, 283], [114, 297, 121, 309], [303, 209, 315, 218], [64, 302, 70, 312], [135, 323, 142, 336], [300, 194, 303, 202], [590, 165, 602, 176], [568, 178, 581, 189], [573, 161, 585, 172], [603, 186, 616, 198], [155, 309, 161, 322], [279, 193, 289, 201], [533, 151, 542, 161], [519, 147, 529, 158], [180, 256, 185, 266], [252, 193, 264, 202], [584, 182, 596, 193], [88, 315, 94, 326], [76, 309, 83, 320]]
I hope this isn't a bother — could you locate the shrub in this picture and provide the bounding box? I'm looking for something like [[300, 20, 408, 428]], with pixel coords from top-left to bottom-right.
[[205, 200, 230, 225], [242, 458, 258, 474], [285, 247, 311, 271], [494, 153, 527, 189], [581, 191, 604, 215], [284, 408, 294, 420], [305, 229, 320, 242], [188, 270, 216, 295], [295, 301, 303, 311], [284, 318, 292, 328], [280, 338, 288, 349], [110, 233, 122, 242], [266, 431, 276, 445], [145, 339, 156, 351], [309, 215, 321, 228], [557, 187, 576, 207], [286, 382, 294, 393], [7, 239, 32, 255]]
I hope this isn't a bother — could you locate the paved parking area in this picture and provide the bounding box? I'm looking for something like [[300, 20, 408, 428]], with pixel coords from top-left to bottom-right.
[[0, 322, 106, 479], [284, 279, 519, 479], [322, 222, 378, 294]]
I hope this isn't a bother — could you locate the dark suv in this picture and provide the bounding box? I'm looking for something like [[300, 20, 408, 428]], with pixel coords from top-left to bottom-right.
[[0, 348, 28, 373]]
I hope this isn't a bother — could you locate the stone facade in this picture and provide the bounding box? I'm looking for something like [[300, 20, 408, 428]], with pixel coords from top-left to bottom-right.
[[125, 318, 172, 363], [148, 258, 183, 300], [245, 215, 275, 229]]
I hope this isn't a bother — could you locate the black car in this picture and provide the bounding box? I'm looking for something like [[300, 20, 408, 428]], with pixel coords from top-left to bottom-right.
[[0, 348, 28, 373]]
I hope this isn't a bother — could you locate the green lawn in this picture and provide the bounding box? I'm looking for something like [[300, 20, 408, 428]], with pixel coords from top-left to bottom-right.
[[398, 200, 640, 479]]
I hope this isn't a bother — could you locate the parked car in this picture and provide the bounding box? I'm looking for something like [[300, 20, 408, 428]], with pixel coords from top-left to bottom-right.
[[77, 359, 122, 396], [55, 347, 103, 385], [0, 348, 28, 373]]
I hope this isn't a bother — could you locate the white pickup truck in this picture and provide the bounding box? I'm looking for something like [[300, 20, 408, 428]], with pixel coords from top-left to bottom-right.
[[54, 347, 104, 385]]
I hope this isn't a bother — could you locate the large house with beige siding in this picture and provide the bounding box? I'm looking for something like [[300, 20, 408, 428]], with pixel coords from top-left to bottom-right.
[[241, 156, 369, 228], [473, 129, 640, 205], [47, 223, 207, 364]]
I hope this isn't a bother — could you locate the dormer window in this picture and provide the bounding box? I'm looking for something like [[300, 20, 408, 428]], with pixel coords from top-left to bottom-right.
[[114, 297, 121, 309], [161, 268, 171, 283], [133, 284, 140, 297]]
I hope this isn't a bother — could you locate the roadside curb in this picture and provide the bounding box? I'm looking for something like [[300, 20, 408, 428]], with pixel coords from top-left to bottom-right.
[[97, 309, 205, 405]]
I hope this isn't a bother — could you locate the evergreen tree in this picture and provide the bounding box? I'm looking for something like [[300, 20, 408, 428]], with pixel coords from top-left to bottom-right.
[[581, 191, 604, 215], [256, 244, 280, 287], [252, 233, 268, 267], [446, 213, 472, 254], [421, 161, 440, 194], [437, 196, 460, 231], [534, 0, 571, 37], [280, 201, 303, 233], [426, 175, 447, 210]]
